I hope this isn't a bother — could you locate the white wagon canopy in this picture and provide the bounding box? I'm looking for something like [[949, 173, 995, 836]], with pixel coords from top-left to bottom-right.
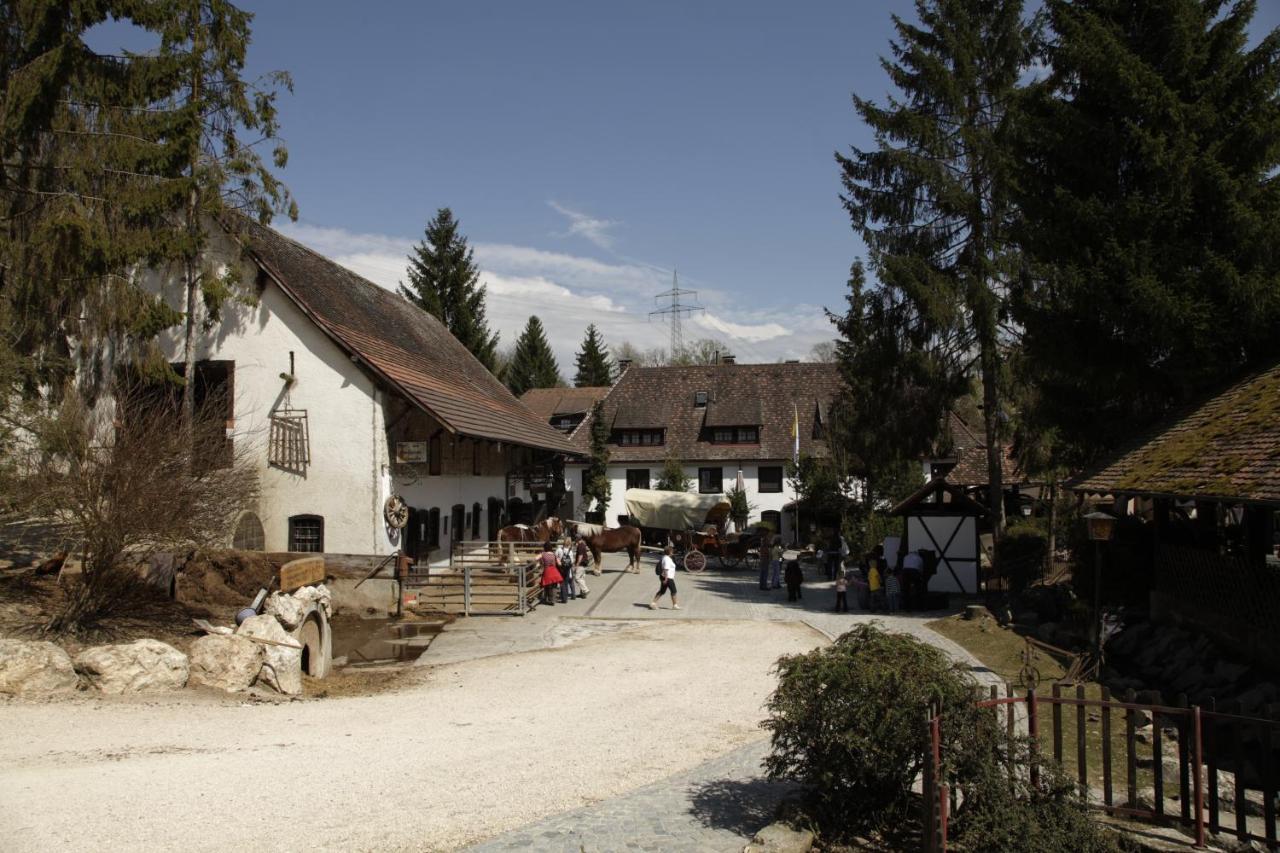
[[624, 488, 730, 531]]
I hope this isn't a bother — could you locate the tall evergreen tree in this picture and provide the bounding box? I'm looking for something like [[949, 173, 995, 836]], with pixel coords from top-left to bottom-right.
[[399, 208, 499, 371], [581, 400, 611, 516], [835, 0, 1034, 536], [573, 324, 615, 386], [1012, 0, 1280, 468], [505, 315, 561, 396], [143, 0, 297, 427]]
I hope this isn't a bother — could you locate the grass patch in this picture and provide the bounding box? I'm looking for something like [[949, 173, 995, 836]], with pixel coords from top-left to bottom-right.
[[929, 613, 1156, 798]]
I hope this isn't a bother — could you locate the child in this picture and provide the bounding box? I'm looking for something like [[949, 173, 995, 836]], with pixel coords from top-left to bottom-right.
[[769, 538, 783, 589], [834, 572, 848, 613], [868, 559, 884, 612], [886, 566, 902, 612], [538, 540, 563, 605], [784, 560, 803, 602]]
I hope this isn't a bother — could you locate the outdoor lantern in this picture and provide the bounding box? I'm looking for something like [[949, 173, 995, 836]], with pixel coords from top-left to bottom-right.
[[1084, 510, 1117, 542]]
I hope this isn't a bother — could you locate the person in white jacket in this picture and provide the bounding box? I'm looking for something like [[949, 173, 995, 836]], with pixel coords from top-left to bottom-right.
[[648, 546, 680, 610]]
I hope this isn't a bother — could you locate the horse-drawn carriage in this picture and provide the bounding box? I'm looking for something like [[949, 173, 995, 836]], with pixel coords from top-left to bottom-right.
[[622, 488, 759, 572]]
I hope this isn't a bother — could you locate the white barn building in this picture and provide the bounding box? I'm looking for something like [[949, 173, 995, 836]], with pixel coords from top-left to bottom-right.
[[147, 220, 573, 566]]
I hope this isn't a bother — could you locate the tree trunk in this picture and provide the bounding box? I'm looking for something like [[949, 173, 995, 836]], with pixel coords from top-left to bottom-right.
[[180, 11, 203, 435], [980, 337, 1006, 542], [1046, 479, 1057, 576], [181, 252, 198, 429]]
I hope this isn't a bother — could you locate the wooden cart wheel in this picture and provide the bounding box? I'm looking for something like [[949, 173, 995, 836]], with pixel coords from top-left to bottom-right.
[[683, 549, 707, 573]]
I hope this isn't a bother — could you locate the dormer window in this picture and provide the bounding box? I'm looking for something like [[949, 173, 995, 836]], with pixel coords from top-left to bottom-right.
[[694, 390, 709, 408], [710, 426, 759, 444]]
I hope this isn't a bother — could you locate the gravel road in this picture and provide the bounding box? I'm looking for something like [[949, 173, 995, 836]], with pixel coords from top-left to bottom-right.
[[0, 619, 824, 852]]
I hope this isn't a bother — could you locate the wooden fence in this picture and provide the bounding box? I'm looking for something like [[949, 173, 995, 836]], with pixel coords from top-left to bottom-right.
[[923, 685, 1280, 852], [401, 541, 545, 616]]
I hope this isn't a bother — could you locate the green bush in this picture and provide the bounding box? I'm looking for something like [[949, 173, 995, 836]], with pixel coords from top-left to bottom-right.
[[762, 624, 1120, 850]]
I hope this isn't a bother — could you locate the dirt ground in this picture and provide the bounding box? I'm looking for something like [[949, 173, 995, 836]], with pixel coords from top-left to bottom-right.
[[0, 618, 825, 852]]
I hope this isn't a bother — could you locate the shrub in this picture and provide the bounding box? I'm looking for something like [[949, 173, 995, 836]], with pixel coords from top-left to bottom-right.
[[762, 624, 984, 838], [998, 522, 1049, 593], [763, 624, 1120, 850]]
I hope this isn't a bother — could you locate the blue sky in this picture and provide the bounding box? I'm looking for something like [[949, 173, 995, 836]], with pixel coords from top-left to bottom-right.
[[89, 1, 1280, 370]]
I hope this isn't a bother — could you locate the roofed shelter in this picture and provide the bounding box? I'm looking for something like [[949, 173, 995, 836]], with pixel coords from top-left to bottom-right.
[[1072, 361, 1280, 669], [892, 477, 987, 595]]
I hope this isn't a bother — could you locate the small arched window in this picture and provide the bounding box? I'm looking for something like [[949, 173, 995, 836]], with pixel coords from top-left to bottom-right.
[[233, 512, 265, 551]]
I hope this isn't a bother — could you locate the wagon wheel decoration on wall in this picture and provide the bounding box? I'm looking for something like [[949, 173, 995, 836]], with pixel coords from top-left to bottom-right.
[[384, 494, 410, 530]]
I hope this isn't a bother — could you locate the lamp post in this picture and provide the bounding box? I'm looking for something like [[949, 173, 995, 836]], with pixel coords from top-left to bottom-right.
[[1084, 510, 1117, 660]]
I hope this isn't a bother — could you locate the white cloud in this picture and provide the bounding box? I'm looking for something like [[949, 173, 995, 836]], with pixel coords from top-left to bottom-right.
[[275, 220, 838, 373], [547, 200, 622, 250]]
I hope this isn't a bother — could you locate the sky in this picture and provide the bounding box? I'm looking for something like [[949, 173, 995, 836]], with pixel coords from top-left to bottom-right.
[[87, 1, 1280, 373]]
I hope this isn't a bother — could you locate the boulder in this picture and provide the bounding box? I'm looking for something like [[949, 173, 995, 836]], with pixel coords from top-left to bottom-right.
[[749, 822, 815, 853], [188, 634, 264, 693], [236, 614, 302, 695], [74, 639, 188, 694], [0, 639, 78, 696], [262, 592, 306, 630], [292, 583, 332, 618]]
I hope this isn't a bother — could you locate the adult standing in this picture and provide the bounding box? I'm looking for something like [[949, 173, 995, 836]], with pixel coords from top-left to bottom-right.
[[769, 538, 784, 590], [902, 548, 925, 611], [556, 538, 575, 602], [758, 533, 771, 591], [572, 534, 590, 598], [649, 545, 680, 610]]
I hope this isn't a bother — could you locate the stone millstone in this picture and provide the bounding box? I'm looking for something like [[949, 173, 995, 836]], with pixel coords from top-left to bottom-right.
[[74, 639, 189, 694], [749, 822, 815, 853], [0, 639, 79, 696], [188, 634, 264, 693], [236, 614, 303, 695]]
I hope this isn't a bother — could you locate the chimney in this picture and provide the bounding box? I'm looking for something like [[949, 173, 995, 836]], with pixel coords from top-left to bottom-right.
[[784, 359, 800, 364], [617, 358, 632, 372], [721, 354, 736, 365]]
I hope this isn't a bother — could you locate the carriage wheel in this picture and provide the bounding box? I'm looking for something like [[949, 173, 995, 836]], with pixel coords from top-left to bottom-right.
[[683, 549, 707, 573]]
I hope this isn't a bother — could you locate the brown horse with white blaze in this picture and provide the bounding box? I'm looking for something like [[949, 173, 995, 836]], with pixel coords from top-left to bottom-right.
[[495, 517, 564, 563], [572, 523, 643, 574]]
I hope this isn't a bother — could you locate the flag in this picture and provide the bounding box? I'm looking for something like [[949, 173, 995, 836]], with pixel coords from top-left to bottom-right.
[[791, 402, 799, 465]]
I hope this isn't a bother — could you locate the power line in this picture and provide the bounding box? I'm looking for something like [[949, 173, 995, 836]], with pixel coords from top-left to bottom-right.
[[649, 270, 703, 356]]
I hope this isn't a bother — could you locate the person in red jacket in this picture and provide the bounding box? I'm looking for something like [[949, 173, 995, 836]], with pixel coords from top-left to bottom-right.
[[538, 540, 563, 605]]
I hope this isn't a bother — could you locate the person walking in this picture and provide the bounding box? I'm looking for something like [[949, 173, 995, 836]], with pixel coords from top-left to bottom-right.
[[784, 559, 804, 602], [769, 538, 784, 589], [834, 571, 848, 612], [556, 538, 575, 602], [758, 533, 771, 591], [648, 545, 680, 610], [573, 534, 591, 598], [538, 540, 563, 605]]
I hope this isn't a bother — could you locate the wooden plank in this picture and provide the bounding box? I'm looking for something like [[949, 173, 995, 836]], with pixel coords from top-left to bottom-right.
[[1077, 684, 1088, 792], [279, 556, 325, 592], [1207, 698, 1219, 836], [1126, 689, 1138, 809], [1177, 694, 1191, 825], [1053, 683, 1064, 763]]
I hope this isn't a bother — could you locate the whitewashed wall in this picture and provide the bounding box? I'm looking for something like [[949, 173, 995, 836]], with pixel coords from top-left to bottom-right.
[[904, 515, 979, 594]]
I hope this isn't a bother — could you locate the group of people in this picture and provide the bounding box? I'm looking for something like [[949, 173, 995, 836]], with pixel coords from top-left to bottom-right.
[[537, 535, 596, 605], [752, 532, 930, 614]]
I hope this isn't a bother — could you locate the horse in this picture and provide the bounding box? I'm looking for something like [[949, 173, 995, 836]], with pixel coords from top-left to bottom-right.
[[570, 523, 643, 574], [495, 517, 564, 563]]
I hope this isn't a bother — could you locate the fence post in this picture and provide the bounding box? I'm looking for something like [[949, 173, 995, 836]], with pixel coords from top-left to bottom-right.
[[1178, 693, 1191, 825], [518, 562, 526, 615], [923, 707, 936, 853], [1053, 682, 1064, 764], [1028, 688, 1040, 789], [463, 565, 471, 617], [1102, 685, 1113, 809], [1125, 688, 1138, 809], [1206, 697, 1219, 837], [933, 710, 947, 853], [1192, 705, 1205, 848], [1077, 683, 1088, 794], [1264, 704, 1277, 849]]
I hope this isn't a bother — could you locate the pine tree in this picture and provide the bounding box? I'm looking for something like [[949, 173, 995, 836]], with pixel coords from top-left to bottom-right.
[[1011, 0, 1280, 468], [573, 324, 615, 386], [655, 455, 692, 492], [399, 208, 499, 371], [0, 2, 189, 397], [581, 400, 611, 517], [835, 0, 1034, 536], [505, 316, 561, 396]]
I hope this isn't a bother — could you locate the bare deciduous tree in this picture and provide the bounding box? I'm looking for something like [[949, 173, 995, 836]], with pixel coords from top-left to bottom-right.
[[2, 381, 259, 633]]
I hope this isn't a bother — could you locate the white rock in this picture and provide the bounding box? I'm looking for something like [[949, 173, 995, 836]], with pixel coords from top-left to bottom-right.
[[0, 639, 79, 696], [293, 583, 332, 618], [262, 592, 306, 630], [74, 639, 188, 694], [235, 614, 302, 695], [188, 634, 264, 693]]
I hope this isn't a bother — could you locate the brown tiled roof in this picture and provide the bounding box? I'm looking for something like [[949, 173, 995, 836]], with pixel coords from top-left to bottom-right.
[[237, 221, 574, 454], [940, 412, 1024, 487], [571, 362, 843, 462], [519, 387, 610, 421], [1072, 362, 1280, 504], [704, 398, 763, 427]]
